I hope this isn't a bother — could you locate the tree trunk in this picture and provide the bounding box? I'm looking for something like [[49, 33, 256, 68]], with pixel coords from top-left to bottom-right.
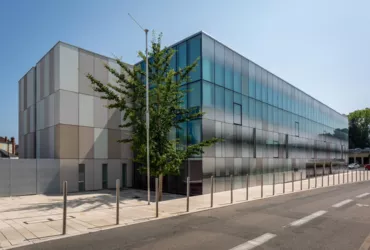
[[158, 174, 163, 201]]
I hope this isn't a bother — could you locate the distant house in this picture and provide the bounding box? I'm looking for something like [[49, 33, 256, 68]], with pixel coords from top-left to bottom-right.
[[0, 136, 18, 158]]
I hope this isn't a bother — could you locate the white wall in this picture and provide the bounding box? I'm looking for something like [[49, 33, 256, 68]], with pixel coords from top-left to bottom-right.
[[59, 43, 78, 93], [26, 68, 35, 108], [44, 53, 50, 97], [11, 159, 37, 196], [94, 128, 108, 159], [58, 90, 78, 125], [0, 159, 10, 196], [79, 94, 94, 127], [108, 159, 120, 189], [37, 159, 60, 194], [60, 159, 79, 193]]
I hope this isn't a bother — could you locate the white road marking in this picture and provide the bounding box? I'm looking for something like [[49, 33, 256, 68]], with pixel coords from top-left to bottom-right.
[[356, 193, 370, 198], [229, 233, 276, 250], [332, 199, 353, 208], [356, 203, 369, 207], [290, 210, 327, 227]]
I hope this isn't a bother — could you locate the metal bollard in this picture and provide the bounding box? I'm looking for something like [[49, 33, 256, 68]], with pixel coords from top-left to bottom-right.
[[347, 169, 349, 183], [186, 177, 190, 212], [261, 172, 263, 198], [273, 171, 275, 196], [283, 172, 285, 193], [343, 169, 345, 183], [62, 181, 67, 235], [292, 171, 294, 192], [322, 168, 324, 187], [327, 170, 330, 186], [308, 172, 311, 189], [230, 175, 234, 204], [315, 171, 317, 188], [300, 172, 303, 190], [246, 174, 249, 200], [334, 171, 336, 185], [351, 170, 353, 183], [155, 178, 159, 218], [116, 179, 120, 225], [210, 176, 214, 208], [356, 169, 358, 182], [338, 169, 340, 184], [368, 169, 369, 181]]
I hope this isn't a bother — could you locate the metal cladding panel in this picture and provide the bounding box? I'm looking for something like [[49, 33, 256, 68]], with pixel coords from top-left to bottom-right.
[[59, 159, 79, 193], [37, 159, 60, 194], [0, 160, 10, 197], [107, 159, 120, 189], [59, 43, 78, 93], [10, 159, 37, 196]]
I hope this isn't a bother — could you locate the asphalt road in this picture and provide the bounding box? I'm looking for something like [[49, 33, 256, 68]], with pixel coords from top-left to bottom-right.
[[14, 181, 370, 250]]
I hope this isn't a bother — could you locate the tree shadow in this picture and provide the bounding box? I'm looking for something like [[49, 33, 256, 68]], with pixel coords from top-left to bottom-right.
[[0, 188, 184, 214]]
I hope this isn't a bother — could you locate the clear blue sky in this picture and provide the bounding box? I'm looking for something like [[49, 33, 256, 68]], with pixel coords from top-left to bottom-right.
[[1, 0, 369, 142]]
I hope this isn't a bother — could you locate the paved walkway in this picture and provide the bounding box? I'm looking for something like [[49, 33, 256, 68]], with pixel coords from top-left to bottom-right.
[[0, 169, 368, 249]]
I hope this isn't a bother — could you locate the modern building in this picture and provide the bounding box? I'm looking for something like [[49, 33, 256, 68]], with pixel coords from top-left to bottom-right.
[[18, 42, 133, 193], [19, 31, 348, 195]]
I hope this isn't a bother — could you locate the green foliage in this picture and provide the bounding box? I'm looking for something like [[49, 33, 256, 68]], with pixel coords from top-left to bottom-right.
[[348, 108, 370, 148], [87, 33, 220, 177]]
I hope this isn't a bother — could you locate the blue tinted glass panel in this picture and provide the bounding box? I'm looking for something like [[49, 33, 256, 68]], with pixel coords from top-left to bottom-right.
[[169, 46, 177, 81], [188, 119, 201, 145], [215, 42, 224, 86], [177, 122, 187, 150], [215, 86, 225, 122], [203, 81, 215, 119], [188, 81, 201, 110], [249, 98, 255, 119], [188, 36, 201, 82], [256, 100, 262, 121], [242, 58, 249, 96], [234, 92, 242, 104], [233, 53, 242, 93], [202, 34, 214, 82], [267, 73, 273, 105], [234, 104, 242, 125], [261, 69, 267, 102], [178, 42, 187, 84], [248, 62, 255, 98], [273, 76, 278, 107], [225, 89, 233, 123], [225, 48, 233, 89], [242, 96, 248, 125], [180, 85, 187, 108], [255, 65, 261, 100]]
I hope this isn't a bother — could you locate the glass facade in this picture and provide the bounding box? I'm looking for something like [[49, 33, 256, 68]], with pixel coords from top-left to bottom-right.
[[133, 31, 348, 196]]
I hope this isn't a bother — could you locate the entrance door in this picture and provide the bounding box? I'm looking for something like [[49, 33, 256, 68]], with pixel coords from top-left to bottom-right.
[[122, 164, 127, 188], [102, 164, 108, 189], [78, 164, 85, 192]]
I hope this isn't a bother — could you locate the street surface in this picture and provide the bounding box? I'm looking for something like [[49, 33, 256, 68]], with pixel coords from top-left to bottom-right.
[[14, 180, 370, 250]]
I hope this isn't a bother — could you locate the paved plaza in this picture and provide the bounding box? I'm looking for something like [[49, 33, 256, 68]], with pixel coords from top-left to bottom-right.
[[0, 169, 367, 249]]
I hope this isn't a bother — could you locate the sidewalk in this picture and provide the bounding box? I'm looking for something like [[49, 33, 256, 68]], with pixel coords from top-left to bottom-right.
[[0, 169, 368, 249]]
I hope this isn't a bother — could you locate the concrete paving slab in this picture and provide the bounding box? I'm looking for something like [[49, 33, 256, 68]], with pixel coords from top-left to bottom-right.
[[5, 220, 37, 240], [0, 225, 26, 246]]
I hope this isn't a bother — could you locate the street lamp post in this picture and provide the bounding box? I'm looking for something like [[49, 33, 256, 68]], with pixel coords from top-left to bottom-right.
[[129, 14, 150, 205], [145, 28, 150, 205]]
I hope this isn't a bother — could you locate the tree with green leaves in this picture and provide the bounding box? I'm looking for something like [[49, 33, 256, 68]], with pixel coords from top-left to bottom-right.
[[348, 108, 370, 149], [87, 33, 220, 200]]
